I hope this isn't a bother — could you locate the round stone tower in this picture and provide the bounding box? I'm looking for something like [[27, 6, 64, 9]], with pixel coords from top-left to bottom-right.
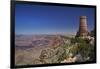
[[76, 16, 89, 38]]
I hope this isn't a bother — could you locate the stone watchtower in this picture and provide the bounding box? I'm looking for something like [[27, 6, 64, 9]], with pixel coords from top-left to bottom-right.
[[76, 16, 89, 38]]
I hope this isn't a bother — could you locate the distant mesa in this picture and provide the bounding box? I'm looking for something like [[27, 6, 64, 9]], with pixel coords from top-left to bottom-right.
[[76, 16, 89, 38]]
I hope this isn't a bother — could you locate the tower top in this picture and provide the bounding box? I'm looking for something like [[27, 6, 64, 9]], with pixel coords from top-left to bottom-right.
[[80, 16, 87, 19]]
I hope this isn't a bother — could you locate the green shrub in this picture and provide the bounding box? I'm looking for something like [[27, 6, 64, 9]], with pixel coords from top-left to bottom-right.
[[71, 37, 86, 44], [69, 37, 95, 61]]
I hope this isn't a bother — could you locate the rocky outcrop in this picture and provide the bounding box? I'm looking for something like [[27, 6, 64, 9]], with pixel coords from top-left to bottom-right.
[[39, 46, 65, 63]]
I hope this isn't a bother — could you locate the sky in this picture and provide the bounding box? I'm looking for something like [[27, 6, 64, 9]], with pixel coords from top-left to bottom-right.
[[15, 3, 95, 35]]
